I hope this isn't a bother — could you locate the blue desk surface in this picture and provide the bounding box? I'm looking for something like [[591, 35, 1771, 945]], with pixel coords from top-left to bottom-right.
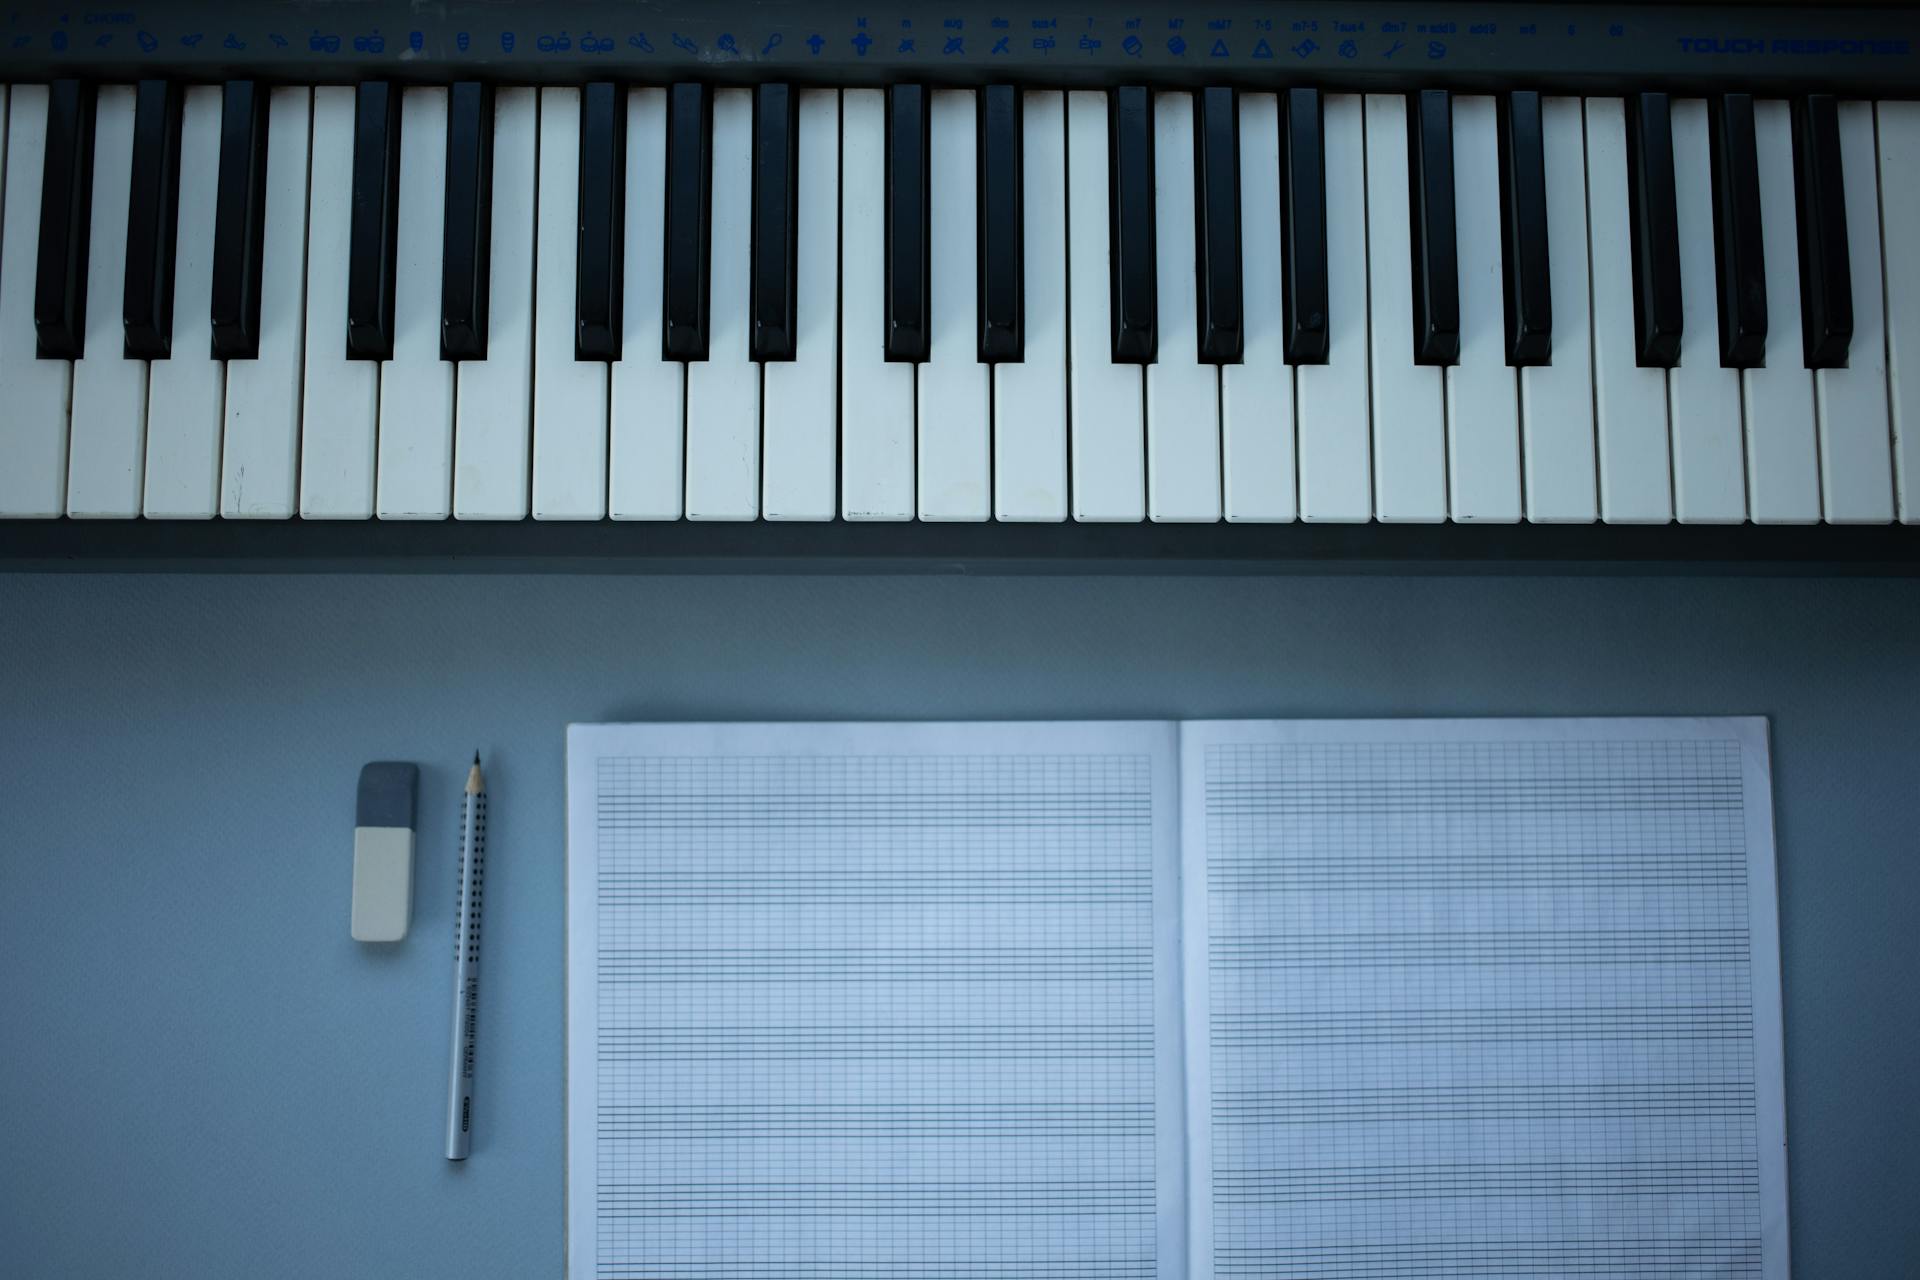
[[2, 572, 1917, 1278]]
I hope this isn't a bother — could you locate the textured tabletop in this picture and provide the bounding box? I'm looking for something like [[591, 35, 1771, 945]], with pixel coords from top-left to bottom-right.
[[1, 571, 1916, 1278]]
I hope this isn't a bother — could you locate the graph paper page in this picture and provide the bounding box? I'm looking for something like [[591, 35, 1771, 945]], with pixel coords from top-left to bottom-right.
[[1180, 718, 1788, 1280], [567, 721, 1188, 1280]]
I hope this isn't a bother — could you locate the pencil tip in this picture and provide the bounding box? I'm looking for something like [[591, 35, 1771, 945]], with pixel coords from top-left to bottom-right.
[[473, 750, 481, 765]]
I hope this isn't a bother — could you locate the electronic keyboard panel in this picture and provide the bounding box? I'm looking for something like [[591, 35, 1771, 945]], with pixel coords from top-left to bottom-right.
[[2, 1, 1918, 572]]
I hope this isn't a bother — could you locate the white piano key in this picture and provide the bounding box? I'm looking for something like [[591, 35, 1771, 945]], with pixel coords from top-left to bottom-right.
[[221, 86, 309, 519], [533, 87, 609, 520], [1585, 97, 1672, 523], [1066, 89, 1144, 523], [840, 88, 915, 521], [1362, 93, 1445, 523], [1222, 91, 1295, 523], [66, 85, 148, 518], [299, 87, 378, 519], [375, 87, 454, 519], [1005, 115, 1084, 516], [1521, 96, 1597, 523], [917, 89, 990, 522], [1816, 100, 1894, 523], [763, 87, 839, 522], [1879, 100, 1920, 523], [991, 90, 1066, 523], [454, 87, 536, 520], [1298, 93, 1371, 523], [1145, 90, 1221, 523], [1744, 99, 1821, 524], [0, 86, 71, 517], [1666, 98, 1747, 524], [610, 86, 683, 521], [144, 86, 225, 519], [1444, 95, 1522, 523], [685, 87, 760, 521]]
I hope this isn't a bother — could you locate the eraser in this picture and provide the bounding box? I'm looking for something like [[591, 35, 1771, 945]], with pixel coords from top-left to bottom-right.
[[351, 762, 418, 942]]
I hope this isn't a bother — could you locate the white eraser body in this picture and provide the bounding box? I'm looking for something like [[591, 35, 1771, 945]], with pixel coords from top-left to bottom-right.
[[351, 827, 415, 942]]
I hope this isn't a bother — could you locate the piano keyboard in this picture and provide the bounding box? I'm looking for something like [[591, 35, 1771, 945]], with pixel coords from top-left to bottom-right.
[[7, 77, 1918, 528], [0, 1, 1916, 570]]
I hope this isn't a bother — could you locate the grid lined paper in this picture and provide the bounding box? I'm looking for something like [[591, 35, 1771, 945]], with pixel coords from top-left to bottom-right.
[[573, 725, 1176, 1280], [1188, 727, 1787, 1280]]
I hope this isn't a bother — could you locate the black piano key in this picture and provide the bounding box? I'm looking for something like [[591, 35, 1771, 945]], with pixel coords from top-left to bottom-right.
[[576, 81, 626, 362], [1497, 90, 1552, 367], [123, 78, 183, 360], [209, 80, 268, 361], [1281, 87, 1328, 366], [441, 81, 494, 362], [1793, 93, 1852, 369], [35, 78, 96, 361], [885, 84, 931, 364], [661, 82, 710, 362], [976, 83, 1023, 364], [1407, 89, 1460, 366], [1709, 94, 1767, 369], [1626, 92, 1684, 369], [1194, 86, 1243, 364], [346, 81, 401, 361], [750, 83, 798, 364], [1108, 84, 1156, 365]]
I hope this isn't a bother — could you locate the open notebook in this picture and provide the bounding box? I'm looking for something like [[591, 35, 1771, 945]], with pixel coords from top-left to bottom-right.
[[566, 718, 1787, 1280]]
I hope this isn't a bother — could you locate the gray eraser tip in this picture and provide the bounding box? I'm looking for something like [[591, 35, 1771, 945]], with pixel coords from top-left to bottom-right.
[[356, 762, 418, 829]]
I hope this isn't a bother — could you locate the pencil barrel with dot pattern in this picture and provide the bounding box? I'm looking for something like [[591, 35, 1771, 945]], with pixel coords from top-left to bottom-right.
[[445, 753, 487, 1160]]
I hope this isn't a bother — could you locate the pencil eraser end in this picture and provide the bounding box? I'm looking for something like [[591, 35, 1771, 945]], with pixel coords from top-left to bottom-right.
[[351, 763, 418, 943]]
